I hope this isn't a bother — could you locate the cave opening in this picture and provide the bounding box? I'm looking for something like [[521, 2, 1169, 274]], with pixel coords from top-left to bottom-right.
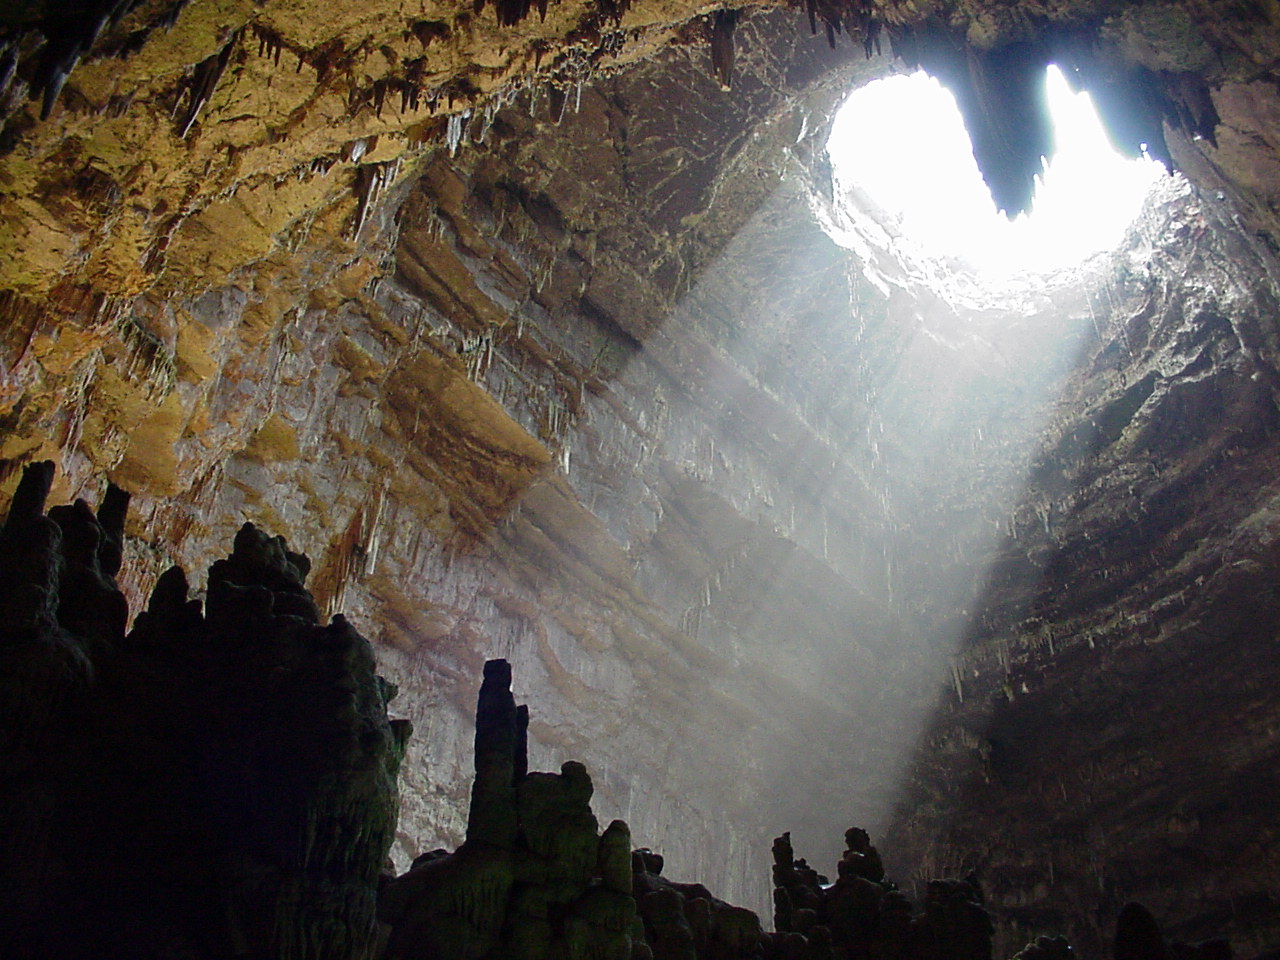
[[3, 1, 1280, 955], [825, 65, 1167, 281]]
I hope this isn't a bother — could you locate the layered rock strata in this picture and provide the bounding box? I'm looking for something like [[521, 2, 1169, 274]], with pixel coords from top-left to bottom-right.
[[879, 183, 1280, 957], [0, 0, 1275, 334]]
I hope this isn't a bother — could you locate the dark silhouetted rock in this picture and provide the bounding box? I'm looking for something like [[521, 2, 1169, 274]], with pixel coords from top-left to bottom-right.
[[1013, 935, 1073, 960], [379, 658, 639, 960], [0, 463, 407, 960], [1117, 903, 1168, 960]]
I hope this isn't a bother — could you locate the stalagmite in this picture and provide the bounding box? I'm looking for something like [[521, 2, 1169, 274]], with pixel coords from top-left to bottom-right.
[[0, 466, 406, 960], [380, 660, 640, 959], [467, 657, 521, 847]]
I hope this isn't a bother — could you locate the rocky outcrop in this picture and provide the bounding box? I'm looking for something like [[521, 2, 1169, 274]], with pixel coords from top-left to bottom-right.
[[384, 655, 1219, 960], [632, 849, 766, 960], [379, 657, 637, 960], [0, 461, 408, 960], [632, 822, 1244, 960], [0, 460, 1271, 960], [760, 830, 992, 960]]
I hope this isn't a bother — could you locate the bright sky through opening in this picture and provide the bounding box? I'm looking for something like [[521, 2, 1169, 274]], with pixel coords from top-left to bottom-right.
[[827, 66, 1166, 277]]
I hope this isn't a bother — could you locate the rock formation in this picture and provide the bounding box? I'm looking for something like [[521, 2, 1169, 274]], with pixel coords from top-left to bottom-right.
[[2, 0, 1280, 953], [0, 461, 408, 960], [381, 651, 1244, 960], [0, 468, 1270, 960], [379, 657, 637, 960], [630, 819, 1246, 960], [879, 180, 1280, 956]]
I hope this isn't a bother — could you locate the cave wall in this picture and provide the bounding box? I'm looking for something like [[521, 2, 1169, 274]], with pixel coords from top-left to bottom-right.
[[182, 20, 917, 915], [3, 0, 1280, 505], [881, 182, 1280, 957], [7, 11, 909, 914], [3, 0, 1280, 950]]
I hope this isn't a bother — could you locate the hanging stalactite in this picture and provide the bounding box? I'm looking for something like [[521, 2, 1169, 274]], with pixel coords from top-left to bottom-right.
[[349, 158, 403, 239], [29, 0, 141, 119], [175, 30, 240, 138], [709, 9, 739, 92]]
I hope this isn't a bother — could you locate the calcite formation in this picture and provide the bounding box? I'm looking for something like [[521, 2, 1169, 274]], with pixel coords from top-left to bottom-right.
[[0, 461, 408, 960], [3, 0, 1280, 954], [379, 654, 1239, 960], [0, 467, 1265, 959], [380, 658, 637, 960]]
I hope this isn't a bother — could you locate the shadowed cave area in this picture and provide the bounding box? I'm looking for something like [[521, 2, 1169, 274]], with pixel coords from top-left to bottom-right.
[[3, 0, 1280, 958]]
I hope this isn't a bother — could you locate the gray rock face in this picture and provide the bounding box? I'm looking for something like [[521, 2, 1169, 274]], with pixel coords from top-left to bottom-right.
[[881, 182, 1280, 957]]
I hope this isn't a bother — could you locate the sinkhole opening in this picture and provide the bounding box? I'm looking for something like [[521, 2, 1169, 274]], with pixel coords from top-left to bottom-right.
[[826, 65, 1167, 278]]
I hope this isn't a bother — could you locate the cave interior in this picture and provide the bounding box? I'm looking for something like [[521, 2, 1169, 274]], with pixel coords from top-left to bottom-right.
[[2, 0, 1280, 958]]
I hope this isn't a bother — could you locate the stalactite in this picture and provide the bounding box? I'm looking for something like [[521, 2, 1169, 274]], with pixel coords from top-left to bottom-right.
[[547, 84, 568, 124], [99, 91, 134, 118], [60, 352, 98, 461], [890, 22, 1052, 215], [709, 10, 738, 92], [496, 0, 534, 28], [408, 20, 450, 47], [477, 0, 554, 22], [600, 29, 627, 57], [114, 314, 176, 403], [860, 10, 881, 58], [175, 30, 240, 138], [597, 0, 630, 25], [0, 289, 44, 370], [156, 0, 190, 31], [348, 158, 402, 240], [446, 110, 470, 155], [0, 39, 19, 102], [400, 81, 420, 113], [29, 0, 146, 120], [252, 24, 287, 67], [462, 331, 495, 381]]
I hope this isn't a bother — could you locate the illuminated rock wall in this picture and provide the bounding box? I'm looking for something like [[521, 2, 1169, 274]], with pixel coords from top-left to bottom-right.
[[882, 183, 1280, 958], [3, 0, 1280, 949]]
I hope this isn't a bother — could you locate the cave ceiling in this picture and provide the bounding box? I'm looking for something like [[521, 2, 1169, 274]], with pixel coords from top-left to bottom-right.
[[3, 0, 1280, 953]]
